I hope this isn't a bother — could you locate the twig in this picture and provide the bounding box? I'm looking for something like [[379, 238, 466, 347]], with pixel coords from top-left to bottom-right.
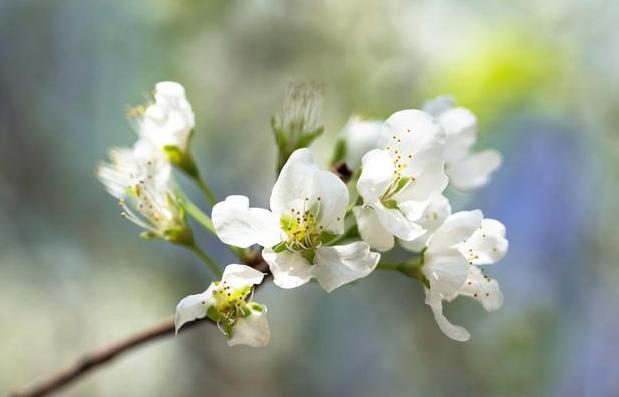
[[9, 251, 269, 397]]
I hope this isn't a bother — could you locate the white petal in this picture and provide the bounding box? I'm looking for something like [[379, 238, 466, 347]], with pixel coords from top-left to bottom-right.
[[458, 218, 508, 265], [447, 150, 502, 191], [212, 195, 283, 248], [399, 194, 452, 252], [357, 149, 394, 204], [380, 109, 445, 177], [438, 107, 478, 162], [139, 82, 195, 151], [270, 148, 348, 235], [314, 242, 380, 293], [221, 264, 266, 288], [455, 266, 503, 311], [227, 306, 271, 348], [394, 161, 448, 209], [262, 248, 315, 289], [425, 287, 470, 342], [340, 116, 384, 169], [374, 205, 425, 242], [353, 206, 394, 252], [427, 210, 483, 254], [174, 286, 215, 333], [423, 248, 470, 299]]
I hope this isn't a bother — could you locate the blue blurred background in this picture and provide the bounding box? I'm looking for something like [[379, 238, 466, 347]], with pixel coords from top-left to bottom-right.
[[2, 1, 618, 396]]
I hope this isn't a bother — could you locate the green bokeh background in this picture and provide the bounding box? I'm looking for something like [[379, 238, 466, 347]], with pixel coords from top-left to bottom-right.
[[2, 1, 618, 396]]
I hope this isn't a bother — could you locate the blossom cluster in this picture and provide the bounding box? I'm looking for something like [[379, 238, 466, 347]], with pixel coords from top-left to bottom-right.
[[98, 82, 508, 348]]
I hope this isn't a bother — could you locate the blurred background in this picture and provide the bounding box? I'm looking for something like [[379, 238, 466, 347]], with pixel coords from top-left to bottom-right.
[[1, 0, 618, 396]]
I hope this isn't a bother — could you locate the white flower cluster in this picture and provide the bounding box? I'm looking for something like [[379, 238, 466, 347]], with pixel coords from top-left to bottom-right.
[[97, 82, 195, 244], [98, 83, 508, 348]]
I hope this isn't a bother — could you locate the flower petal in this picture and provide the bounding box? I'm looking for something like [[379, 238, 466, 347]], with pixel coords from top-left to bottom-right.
[[425, 287, 471, 342], [212, 195, 283, 248], [174, 286, 215, 333], [227, 306, 271, 348], [447, 149, 502, 191], [262, 248, 315, 289], [314, 242, 380, 293], [458, 218, 508, 265], [353, 205, 395, 252], [357, 149, 394, 204], [438, 107, 477, 162], [340, 116, 384, 169], [424, 248, 469, 299], [427, 210, 483, 253], [270, 148, 348, 235], [455, 266, 503, 311], [221, 264, 266, 288], [381, 109, 445, 177], [374, 205, 425, 242], [400, 194, 451, 252], [394, 161, 448, 209]]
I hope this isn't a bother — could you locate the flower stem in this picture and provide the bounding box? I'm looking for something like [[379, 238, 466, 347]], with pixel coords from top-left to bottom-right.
[[183, 197, 216, 235], [189, 243, 223, 278], [194, 177, 217, 206], [182, 195, 245, 258]]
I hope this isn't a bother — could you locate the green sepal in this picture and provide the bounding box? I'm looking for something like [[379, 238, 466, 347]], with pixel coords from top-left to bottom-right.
[[382, 199, 399, 209], [330, 138, 347, 166], [206, 305, 222, 323], [272, 242, 288, 253], [140, 231, 158, 240], [163, 145, 199, 178], [394, 177, 411, 194], [296, 126, 324, 148], [317, 231, 337, 244], [300, 249, 316, 264], [163, 226, 194, 247]]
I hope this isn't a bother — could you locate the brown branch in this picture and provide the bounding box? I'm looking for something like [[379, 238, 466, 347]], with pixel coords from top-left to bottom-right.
[[9, 251, 269, 397]]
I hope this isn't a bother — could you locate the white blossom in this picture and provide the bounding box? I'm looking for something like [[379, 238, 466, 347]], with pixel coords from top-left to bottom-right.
[[175, 264, 270, 348], [353, 109, 448, 251], [212, 148, 380, 293], [423, 96, 502, 191], [97, 140, 189, 242], [418, 209, 508, 341], [337, 115, 383, 169], [138, 81, 195, 154]]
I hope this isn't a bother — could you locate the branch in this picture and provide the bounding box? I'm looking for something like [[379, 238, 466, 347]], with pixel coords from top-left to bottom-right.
[[9, 251, 269, 397]]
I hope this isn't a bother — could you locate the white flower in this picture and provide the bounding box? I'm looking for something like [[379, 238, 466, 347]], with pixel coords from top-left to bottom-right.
[[138, 81, 195, 153], [423, 96, 502, 191], [420, 209, 508, 341], [353, 110, 448, 252], [398, 193, 451, 252], [175, 264, 270, 348], [97, 140, 190, 242], [337, 115, 383, 169], [212, 148, 380, 293]]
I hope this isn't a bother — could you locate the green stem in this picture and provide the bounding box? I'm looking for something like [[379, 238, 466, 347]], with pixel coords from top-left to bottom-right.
[[376, 262, 406, 272], [194, 176, 217, 206], [189, 243, 223, 278], [183, 197, 216, 235], [182, 195, 245, 258]]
